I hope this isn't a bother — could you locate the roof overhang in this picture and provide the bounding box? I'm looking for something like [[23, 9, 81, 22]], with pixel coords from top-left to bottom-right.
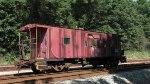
[[19, 24, 50, 32]]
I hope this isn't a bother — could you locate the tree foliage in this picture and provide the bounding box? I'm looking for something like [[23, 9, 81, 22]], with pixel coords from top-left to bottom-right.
[[0, 0, 150, 56], [0, 0, 21, 55]]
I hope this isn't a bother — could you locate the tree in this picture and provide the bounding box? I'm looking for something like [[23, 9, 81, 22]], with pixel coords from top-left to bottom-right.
[[0, 0, 25, 55]]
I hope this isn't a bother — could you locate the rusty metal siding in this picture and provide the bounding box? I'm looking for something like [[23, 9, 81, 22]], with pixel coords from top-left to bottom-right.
[[48, 28, 51, 59], [75, 30, 79, 58], [20, 24, 122, 61], [41, 28, 114, 59], [58, 28, 62, 58], [61, 29, 65, 58], [85, 33, 88, 58], [64, 29, 71, 58], [47, 28, 50, 59], [51, 28, 60, 58], [72, 30, 75, 58], [80, 32, 84, 58], [77, 30, 82, 58]]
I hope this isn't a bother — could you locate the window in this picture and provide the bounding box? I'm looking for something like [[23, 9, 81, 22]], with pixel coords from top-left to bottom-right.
[[64, 38, 70, 44], [85, 41, 88, 47], [93, 39, 99, 48]]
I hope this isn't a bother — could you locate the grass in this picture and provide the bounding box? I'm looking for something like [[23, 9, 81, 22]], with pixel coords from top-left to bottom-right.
[[0, 52, 18, 65], [0, 56, 14, 65], [0, 51, 150, 65], [125, 51, 150, 59], [0, 53, 30, 65], [0, 57, 7, 65]]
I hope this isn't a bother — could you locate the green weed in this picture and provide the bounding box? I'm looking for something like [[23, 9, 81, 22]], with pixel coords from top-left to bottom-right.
[[125, 51, 150, 59]]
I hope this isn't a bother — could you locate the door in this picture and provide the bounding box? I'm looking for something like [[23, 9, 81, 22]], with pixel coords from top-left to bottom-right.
[[30, 28, 47, 61], [30, 29, 36, 61], [88, 35, 100, 57], [40, 29, 47, 58], [93, 39, 100, 57], [88, 35, 94, 57]]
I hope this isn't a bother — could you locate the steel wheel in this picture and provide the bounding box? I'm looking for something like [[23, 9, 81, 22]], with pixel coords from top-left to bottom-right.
[[31, 63, 40, 73]]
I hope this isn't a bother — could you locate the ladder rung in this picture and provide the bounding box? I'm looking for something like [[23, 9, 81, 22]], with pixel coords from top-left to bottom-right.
[[31, 38, 36, 40], [31, 43, 37, 44]]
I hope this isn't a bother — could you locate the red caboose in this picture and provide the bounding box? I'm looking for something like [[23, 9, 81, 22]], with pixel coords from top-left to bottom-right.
[[17, 24, 126, 72]]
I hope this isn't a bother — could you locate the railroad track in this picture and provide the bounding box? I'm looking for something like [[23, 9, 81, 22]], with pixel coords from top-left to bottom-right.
[[0, 62, 150, 84], [0, 69, 108, 84]]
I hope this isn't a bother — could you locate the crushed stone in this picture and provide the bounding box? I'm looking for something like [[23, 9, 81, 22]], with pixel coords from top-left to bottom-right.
[[54, 69, 150, 84]]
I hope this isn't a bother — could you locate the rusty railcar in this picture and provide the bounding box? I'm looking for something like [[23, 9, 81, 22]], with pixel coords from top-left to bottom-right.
[[16, 24, 126, 72]]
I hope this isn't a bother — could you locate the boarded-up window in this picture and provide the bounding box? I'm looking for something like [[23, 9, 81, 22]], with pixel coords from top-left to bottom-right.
[[64, 38, 70, 44]]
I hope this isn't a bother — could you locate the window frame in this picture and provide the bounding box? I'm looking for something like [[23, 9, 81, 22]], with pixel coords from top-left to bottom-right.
[[63, 37, 70, 45], [85, 41, 88, 47]]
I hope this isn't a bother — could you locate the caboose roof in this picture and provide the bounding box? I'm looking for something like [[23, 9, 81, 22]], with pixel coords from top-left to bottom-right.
[[19, 24, 111, 36], [19, 24, 50, 32]]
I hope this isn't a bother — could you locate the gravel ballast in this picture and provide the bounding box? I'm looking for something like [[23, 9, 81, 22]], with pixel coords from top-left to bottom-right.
[[55, 69, 150, 84]]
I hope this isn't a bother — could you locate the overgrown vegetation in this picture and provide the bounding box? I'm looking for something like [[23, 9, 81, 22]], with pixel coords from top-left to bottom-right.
[[0, 0, 150, 64], [125, 51, 150, 59], [0, 52, 18, 65]]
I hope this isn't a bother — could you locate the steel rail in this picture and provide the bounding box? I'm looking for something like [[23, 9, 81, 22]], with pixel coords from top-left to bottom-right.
[[0, 62, 150, 84]]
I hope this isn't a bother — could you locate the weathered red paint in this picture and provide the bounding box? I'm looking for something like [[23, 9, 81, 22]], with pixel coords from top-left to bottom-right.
[[20, 24, 116, 60]]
